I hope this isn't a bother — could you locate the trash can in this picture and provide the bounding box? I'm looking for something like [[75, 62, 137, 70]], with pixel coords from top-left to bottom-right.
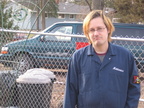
[[16, 68, 56, 108], [0, 70, 18, 107], [23, 68, 56, 82]]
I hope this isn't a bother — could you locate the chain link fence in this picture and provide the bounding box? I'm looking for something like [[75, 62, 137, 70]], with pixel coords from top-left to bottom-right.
[[0, 30, 144, 108], [0, 0, 144, 108]]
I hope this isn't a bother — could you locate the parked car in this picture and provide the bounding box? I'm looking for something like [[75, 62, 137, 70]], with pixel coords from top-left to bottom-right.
[[0, 21, 144, 73]]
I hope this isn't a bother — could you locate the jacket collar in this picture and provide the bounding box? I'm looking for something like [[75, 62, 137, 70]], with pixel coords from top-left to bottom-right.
[[87, 43, 116, 56]]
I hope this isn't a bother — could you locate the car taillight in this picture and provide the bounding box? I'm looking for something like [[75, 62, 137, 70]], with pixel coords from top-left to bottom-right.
[[1, 47, 8, 54], [76, 42, 89, 50]]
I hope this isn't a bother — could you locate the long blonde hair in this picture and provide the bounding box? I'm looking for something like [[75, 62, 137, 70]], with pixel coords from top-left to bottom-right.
[[83, 10, 115, 44]]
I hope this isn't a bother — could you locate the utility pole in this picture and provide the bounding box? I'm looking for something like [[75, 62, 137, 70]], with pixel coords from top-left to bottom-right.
[[36, 0, 40, 31], [92, 0, 104, 10], [41, 0, 46, 30]]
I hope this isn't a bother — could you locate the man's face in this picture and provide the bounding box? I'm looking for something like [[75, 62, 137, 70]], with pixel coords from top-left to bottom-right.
[[88, 17, 110, 47]]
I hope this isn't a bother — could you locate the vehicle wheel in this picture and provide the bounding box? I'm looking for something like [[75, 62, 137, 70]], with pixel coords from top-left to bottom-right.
[[12, 54, 34, 74]]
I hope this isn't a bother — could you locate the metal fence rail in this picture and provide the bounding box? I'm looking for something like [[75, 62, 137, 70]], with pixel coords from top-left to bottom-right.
[[0, 30, 144, 108]]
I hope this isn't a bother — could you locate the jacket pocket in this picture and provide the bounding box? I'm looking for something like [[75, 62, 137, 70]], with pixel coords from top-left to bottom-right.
[[109, 71, 125, 93]]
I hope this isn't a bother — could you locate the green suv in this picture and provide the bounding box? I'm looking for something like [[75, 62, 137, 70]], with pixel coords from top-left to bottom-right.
[[0, 21, 144, 73]]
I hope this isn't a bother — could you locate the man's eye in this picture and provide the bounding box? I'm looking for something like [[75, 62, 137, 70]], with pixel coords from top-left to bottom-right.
[[97, 28, 103, 31], [88, 27, 105, 33], [89, 29, 94, 32]]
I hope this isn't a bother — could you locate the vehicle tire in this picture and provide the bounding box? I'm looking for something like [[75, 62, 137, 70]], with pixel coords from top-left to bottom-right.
[[12, 53, 34, 74]]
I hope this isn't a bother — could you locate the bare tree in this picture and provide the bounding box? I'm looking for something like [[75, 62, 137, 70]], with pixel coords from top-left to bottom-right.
[[85, 0, 92, 11], [85, 0, 104, 11], [92, 0, 104, 10], [41, 0, 46, 30]]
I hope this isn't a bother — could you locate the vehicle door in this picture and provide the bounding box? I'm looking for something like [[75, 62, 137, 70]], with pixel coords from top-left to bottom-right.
[[34, 25, 76, 68]]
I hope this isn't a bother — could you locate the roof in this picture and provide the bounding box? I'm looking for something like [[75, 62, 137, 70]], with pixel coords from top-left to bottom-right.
[[58, 2, 90, 15], [11, 0, 90, 15]]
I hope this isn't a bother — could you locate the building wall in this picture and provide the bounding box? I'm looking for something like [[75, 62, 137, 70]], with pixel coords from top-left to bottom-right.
[[9, 1, 84, 30], [9, 2, 32, 30], [29, 13, 82, 30]]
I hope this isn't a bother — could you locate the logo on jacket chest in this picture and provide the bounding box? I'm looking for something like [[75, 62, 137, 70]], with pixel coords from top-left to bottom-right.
[[113, 67, 124, 72]]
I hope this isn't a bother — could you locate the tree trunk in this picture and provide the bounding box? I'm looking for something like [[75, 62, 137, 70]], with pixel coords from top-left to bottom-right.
[[41, 0, 45, 30], [92, 0, 104, 10], [36, 0, 40, 31]]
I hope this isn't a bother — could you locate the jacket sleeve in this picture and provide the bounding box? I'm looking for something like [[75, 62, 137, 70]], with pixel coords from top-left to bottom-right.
[[125, 54, 141, 108], [63, 53, 79, 108]]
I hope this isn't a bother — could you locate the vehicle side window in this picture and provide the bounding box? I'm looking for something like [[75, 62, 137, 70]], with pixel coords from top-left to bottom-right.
[[76, 25, 83, 35], [44, 35, 58, 41], [50, 26, 72, 34], [44, 26, 72, 41], [113, 27, 144, 38], [44, 35, 71, 41]]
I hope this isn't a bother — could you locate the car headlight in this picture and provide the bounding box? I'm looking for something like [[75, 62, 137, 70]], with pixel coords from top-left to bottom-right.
[[1, 46, 9, 54]]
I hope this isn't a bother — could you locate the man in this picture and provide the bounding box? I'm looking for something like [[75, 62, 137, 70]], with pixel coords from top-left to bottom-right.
[[63, 10, 140, 108]]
